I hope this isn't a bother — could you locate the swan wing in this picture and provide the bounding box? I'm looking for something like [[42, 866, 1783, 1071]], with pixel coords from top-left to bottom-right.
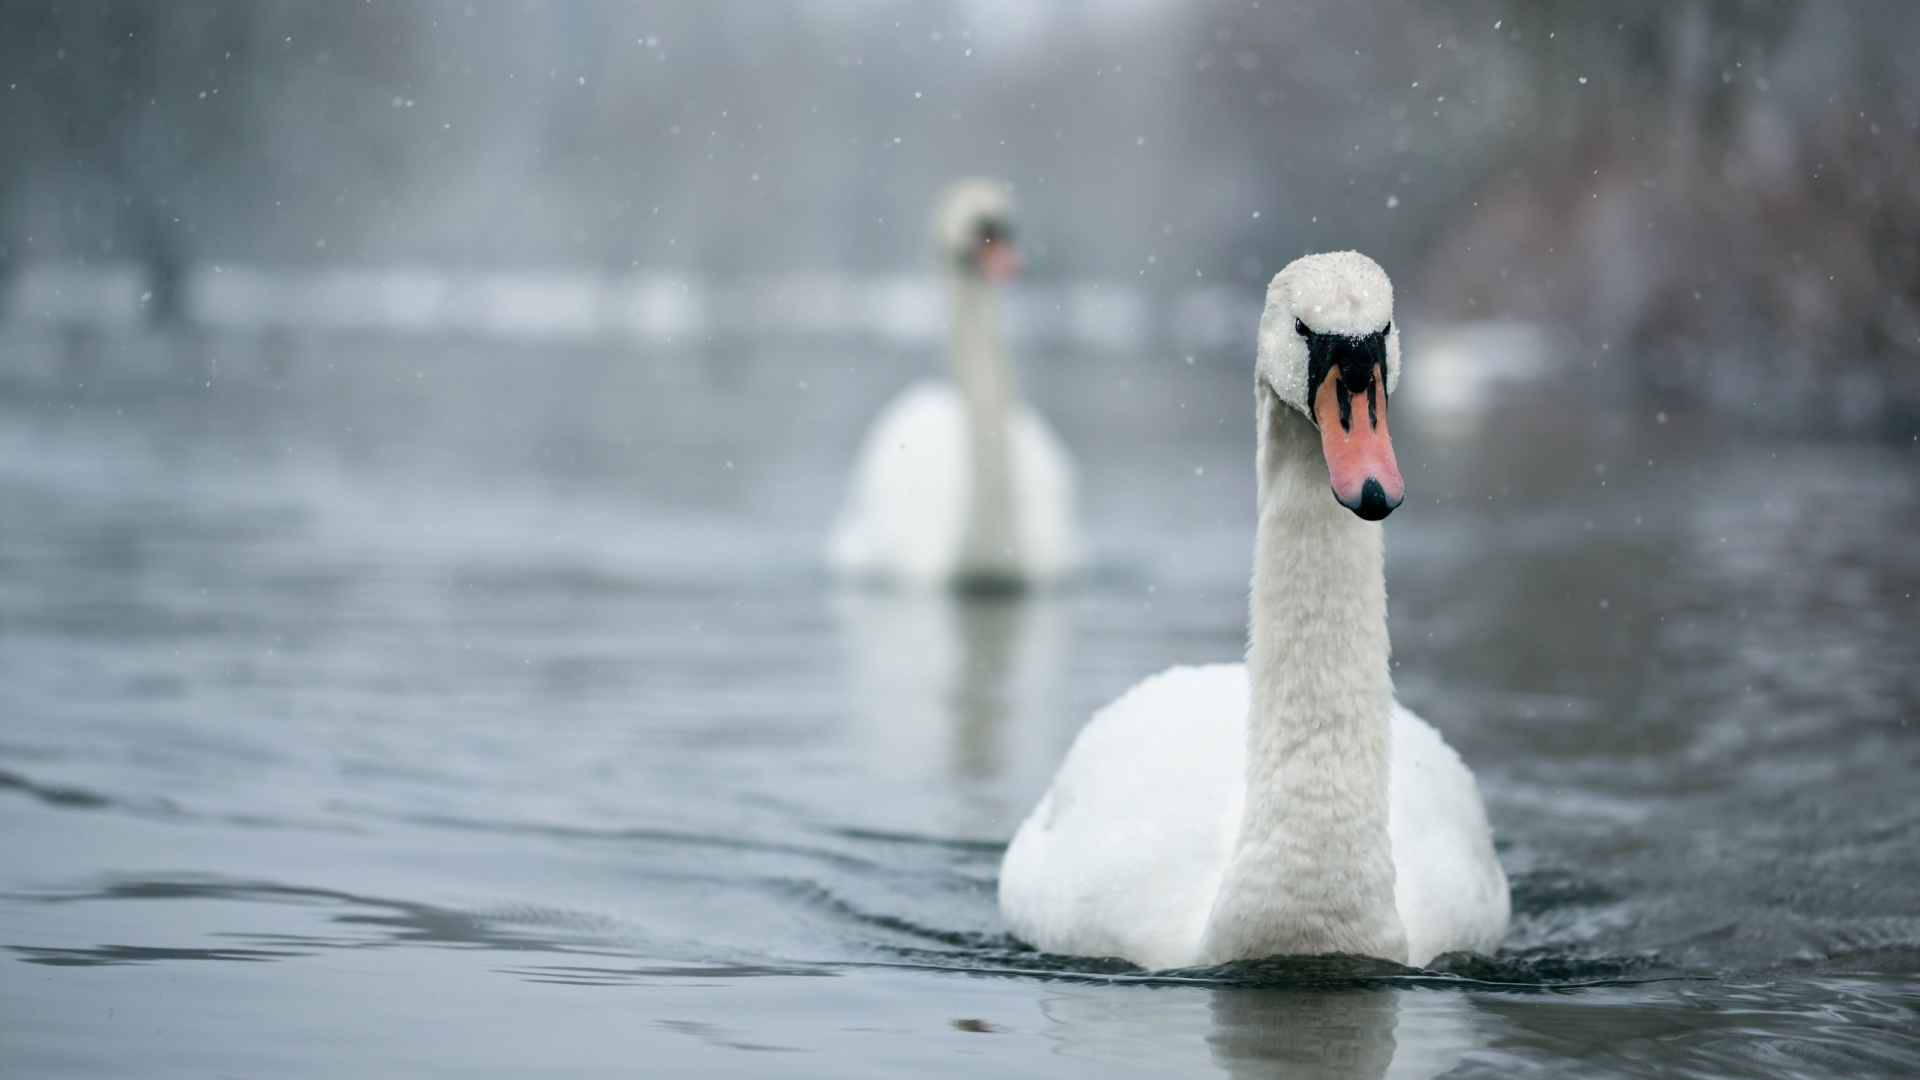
[[1008, 403, 1086, 580], [827, 381, 966, 584], [1388, 704, 1510, 965], [1000, 664, 1246, 970]]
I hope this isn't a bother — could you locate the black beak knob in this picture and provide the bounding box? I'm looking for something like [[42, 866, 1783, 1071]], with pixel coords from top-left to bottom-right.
[[1347, 477, 1401, 521]]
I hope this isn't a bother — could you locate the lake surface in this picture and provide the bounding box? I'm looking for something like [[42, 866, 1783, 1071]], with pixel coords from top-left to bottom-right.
[[2, 328, 1917, 1077]]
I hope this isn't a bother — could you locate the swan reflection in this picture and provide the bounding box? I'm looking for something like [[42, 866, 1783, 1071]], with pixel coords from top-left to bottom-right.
[[1038, 983, 1480, 1080], [835, 587, 1066, 834]]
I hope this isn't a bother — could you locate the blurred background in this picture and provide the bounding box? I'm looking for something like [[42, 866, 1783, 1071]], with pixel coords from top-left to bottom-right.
[[3, 4, 1918, 1078], [4, 0, 1917, 434]]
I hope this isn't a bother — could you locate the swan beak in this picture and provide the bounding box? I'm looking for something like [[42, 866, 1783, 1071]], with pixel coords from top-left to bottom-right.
[[1312, 363, 1404, 521], [979, 237, 1021, 282]]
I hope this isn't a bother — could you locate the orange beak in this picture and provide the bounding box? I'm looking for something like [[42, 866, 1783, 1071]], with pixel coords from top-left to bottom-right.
[[1311, 362, 1404, 520], [978, 236, 1021, 282]]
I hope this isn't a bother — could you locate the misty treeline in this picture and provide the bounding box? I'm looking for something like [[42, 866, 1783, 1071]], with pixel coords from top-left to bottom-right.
[[1, 1, 1914, 433]]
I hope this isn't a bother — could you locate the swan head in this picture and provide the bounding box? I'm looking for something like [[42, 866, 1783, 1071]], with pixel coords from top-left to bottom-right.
[[1255, 251, 1404, 521], [933, 178, 1020, 282]]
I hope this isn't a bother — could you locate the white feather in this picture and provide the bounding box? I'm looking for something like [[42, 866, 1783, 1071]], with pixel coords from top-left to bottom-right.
[[1000, 665, 1507, 969], [828, 380, 1083, 586]]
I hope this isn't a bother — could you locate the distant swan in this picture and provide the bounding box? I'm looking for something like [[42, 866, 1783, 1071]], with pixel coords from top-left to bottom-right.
[[1000, 252, 1508, 970], [828, 179, 1084, 589]]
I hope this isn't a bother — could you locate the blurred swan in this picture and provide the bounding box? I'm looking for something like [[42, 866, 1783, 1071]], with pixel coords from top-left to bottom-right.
[[828, 179, 1084, 589], [1000, 252, 1508, 970]]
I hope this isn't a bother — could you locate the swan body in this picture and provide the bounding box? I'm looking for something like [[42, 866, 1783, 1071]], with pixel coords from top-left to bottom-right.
[[999, 251, 1508, 969], [999, 665, 1508, 969], [830, 381, 1081, 587], [830, 179, 1084, 588]]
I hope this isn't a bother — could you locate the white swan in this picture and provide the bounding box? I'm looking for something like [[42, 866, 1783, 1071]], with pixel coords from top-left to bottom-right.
[[828, 179, 1084, 589], [1000, 251, 1508, 970]]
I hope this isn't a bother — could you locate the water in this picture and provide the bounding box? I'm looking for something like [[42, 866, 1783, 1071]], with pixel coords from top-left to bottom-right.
[[2, 330, 1917, 1078]]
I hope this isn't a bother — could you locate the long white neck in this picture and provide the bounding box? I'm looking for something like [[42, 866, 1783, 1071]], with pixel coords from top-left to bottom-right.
[[1199, 384, 1406, 964], [947, 267, 1021, 585]]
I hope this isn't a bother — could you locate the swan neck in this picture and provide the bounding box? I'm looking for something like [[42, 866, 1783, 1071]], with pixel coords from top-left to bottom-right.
[[1200, 384, 1406, 964], [947, 269, 1020, 584]]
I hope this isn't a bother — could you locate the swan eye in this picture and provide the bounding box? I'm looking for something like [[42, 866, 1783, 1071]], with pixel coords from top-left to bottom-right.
[[1294, 318, 1309, 337]]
